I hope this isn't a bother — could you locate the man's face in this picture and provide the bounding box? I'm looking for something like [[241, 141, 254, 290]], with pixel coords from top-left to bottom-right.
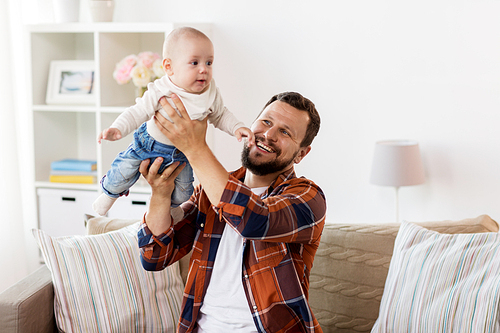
[[164, 36, 214, 94], [242, 101, 311, 176]]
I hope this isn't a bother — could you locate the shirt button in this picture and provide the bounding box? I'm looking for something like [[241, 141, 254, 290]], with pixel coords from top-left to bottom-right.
[[253, 305, 258, 310], [244, 274, 248, 279], [200, 223, 204, 227]]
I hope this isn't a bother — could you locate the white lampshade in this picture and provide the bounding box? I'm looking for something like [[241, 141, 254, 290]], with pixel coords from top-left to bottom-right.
[[370, 140, 425, 187]]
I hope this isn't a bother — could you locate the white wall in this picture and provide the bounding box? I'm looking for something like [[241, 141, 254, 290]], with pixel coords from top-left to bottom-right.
[[33, 0, 500, 226], [110, 0, 500, 224]]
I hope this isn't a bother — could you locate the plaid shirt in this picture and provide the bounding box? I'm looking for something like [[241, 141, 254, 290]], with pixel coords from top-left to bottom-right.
[[138, 166, 326, 333]]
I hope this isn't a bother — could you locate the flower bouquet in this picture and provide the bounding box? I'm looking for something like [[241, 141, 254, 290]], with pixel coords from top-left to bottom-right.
[[113, 52, 165, 97]]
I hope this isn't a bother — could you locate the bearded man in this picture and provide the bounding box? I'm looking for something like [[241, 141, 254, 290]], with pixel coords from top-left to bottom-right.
[[138, 91, 326, 333]]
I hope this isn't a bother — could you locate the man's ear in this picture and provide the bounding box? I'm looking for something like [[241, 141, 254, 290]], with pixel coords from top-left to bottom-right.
[[163, 58, 174, 76], [294, 145, 312, 164]]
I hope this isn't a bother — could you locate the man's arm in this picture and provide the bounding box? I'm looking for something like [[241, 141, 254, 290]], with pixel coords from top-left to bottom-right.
[[220, 172, 326, 244], [138, 158, 201, 271], [155, 94, 230, 206]]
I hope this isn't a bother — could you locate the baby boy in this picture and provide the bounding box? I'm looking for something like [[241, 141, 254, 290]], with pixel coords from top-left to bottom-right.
[[93, 27, 253, 215]]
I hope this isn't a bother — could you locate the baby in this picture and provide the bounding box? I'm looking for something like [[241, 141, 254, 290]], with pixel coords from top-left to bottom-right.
[[93, 27, 254, 216]]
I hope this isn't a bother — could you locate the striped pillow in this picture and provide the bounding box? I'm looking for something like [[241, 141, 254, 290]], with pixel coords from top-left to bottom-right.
[[32, 222, 183, 333], [372, 221, 500, 332]]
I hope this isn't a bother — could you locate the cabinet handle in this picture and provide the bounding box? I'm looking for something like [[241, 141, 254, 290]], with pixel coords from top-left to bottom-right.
[[62, 197, 76, 202], [132, 200, 147, 206]]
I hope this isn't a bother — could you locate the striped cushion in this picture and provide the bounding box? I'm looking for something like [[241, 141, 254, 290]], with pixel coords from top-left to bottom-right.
[[372, 221, 500, 332], [32, 222, 183, 333]]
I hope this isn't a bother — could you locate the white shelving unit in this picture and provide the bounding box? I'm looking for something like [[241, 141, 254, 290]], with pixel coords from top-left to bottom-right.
[[23, 22, 211, 238]]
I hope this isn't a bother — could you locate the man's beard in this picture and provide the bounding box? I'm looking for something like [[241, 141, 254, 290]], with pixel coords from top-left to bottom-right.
[[241, 143, 297, 176]]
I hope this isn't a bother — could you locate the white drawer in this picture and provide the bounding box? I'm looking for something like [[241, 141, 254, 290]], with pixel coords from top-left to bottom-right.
[[37, 188, 96, 237], [107, 192, 151, 220]]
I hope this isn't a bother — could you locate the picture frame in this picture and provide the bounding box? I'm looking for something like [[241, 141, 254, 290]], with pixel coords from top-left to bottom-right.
[[46, 60, 96, 105]]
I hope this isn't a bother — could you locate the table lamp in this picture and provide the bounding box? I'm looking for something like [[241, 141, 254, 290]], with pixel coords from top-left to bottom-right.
[[370, 140, 426, 222]]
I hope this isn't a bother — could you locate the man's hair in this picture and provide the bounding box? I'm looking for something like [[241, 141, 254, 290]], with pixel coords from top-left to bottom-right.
[[261, 92, 320, 147], [163, 27, 211, 59]]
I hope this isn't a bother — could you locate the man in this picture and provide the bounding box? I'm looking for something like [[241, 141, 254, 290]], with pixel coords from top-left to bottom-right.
[[138, 91, 326, 333]]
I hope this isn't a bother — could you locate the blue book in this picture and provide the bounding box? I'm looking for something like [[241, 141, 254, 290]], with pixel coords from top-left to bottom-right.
[[51, 159, 97, 172]]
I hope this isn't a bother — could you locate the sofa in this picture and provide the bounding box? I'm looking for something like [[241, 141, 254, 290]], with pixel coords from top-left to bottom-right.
[[0, 214, 498, 333]]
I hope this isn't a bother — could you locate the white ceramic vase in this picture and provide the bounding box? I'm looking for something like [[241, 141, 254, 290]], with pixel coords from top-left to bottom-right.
[[89, 0, 115, 22], [53, 0, 80, 23]]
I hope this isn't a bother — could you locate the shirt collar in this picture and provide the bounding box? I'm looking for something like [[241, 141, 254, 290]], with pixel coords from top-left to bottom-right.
[[231, 166, 297, 197]]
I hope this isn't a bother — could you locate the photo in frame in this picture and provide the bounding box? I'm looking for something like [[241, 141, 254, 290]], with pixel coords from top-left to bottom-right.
[[46, 60, 96, 105]]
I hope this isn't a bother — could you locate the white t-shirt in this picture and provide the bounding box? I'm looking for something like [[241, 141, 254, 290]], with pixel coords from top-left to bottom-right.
[[196, 186, 268, 333]]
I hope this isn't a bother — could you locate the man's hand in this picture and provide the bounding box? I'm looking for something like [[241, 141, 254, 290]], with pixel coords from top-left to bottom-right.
[[155, 94, 209, 159], [98, 128, 122, 144], [139, 157, 185, 236], [154, 93, 229, 206], [139, 157, 185, 199]]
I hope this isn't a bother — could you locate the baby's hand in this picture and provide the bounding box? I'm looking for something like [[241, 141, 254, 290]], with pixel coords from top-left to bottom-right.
[[98, 128, 122, 144], [235, 127, 255, 147]]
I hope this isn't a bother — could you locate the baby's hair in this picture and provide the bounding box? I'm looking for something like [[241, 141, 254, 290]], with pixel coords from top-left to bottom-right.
[[163, 27, 211, 60]]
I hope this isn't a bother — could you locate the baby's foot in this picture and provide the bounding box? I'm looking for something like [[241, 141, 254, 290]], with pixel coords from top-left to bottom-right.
[[92, 193, 117, 216]]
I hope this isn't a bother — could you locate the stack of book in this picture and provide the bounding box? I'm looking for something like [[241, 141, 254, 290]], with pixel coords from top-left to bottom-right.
[[50, 159, 98, 184]]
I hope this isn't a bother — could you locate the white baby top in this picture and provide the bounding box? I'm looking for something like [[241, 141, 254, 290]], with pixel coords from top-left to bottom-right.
[[110, 76, 244, 146]]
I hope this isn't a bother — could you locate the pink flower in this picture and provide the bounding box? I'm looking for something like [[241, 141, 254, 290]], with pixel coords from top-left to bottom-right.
[[113, 52, 162, 87], [138, 52, 160, 69], [113, 54, 138, 84], [121, 54, 138, 67], [113, 64, 133, 84]]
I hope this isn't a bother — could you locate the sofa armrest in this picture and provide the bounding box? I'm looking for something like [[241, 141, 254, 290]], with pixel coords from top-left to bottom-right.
[[0, 265, 57, 333]]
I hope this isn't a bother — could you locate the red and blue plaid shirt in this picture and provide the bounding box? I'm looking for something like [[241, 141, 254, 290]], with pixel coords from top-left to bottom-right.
[[138, 166, 326, 332]]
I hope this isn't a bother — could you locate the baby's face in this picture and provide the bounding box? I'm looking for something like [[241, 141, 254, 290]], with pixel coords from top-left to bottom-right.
[[166, 36, 214, 94]]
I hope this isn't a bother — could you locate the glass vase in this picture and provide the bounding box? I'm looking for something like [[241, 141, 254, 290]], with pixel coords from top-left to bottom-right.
[[135, 86, 147, 98]]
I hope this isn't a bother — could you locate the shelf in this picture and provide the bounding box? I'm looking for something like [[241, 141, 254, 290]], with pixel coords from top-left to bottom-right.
[[26, 22, 176, 33], [34, 181, 151, 194], [35, 181, 98, 191], [99, 106, 127, 113], [33, 105, 97, 112], [32, 105, 128, 113]]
